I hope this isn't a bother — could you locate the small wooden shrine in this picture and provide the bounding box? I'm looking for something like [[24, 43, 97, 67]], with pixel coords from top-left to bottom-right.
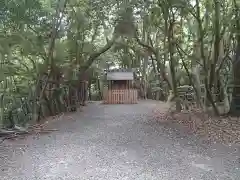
[[103, 68, 138, 104]]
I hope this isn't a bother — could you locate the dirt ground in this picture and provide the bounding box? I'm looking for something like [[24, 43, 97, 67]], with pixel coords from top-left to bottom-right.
[[0, 100, 239, 179]]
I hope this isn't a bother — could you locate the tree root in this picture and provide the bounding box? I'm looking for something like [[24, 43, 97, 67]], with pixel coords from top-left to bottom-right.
[[0, 125, 58, 144]]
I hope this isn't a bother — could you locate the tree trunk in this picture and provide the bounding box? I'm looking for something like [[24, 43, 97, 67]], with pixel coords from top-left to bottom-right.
[[195, 0, 219, 115], [88, 81, 92, 101], [168, 19, 181, 111], [229, 0, 240, 115], [97, 78, 102, 100]]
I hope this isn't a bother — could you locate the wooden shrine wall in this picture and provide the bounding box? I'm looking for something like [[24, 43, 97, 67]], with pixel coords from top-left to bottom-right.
[[103, 89, 138, 104]]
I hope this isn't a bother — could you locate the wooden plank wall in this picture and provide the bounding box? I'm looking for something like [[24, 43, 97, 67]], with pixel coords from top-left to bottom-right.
[[103, 89, 138, 104]]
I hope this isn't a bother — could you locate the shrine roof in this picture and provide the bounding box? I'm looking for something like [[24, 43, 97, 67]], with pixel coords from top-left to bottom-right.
[[106, 68, 134, 80]]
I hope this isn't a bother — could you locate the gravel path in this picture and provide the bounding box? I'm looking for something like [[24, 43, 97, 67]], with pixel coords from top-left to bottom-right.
[[0, 100, 240, 180]]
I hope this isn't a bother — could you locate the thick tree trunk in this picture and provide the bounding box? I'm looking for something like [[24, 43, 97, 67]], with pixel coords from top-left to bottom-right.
[[229, 0, 240, 115], [229, 45, 240, 115], [168, 20, 181, 111]]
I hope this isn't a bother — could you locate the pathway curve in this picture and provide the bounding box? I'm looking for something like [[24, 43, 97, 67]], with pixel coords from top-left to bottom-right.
[[0, 100, 239, 179]]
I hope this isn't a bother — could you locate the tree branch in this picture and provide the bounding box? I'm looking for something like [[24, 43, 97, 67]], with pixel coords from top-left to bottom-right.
[[176, 43, 203, 67], [79, 36, 117, 74], [134, 29, 157, 55]]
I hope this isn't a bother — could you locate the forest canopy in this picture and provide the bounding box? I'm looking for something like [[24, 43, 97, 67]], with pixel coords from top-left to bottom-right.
[[0, 0, 239, 129]]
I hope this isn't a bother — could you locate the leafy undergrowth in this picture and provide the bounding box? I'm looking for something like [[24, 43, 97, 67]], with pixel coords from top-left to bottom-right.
[[151, 106, 240, 146]]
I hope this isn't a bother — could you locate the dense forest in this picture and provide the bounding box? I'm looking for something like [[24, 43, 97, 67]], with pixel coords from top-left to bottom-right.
[[0, 0, 239, 132]]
